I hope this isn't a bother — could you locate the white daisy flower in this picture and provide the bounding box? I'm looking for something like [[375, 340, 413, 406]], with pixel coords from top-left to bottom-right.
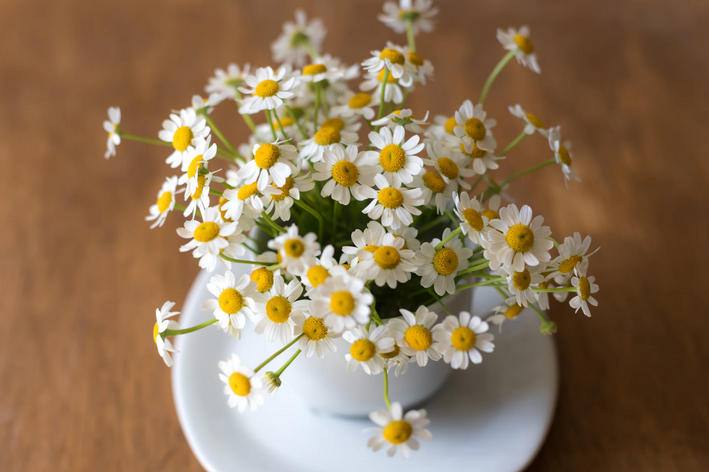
[[103, 106, 121, 158], [371, 109, 429, 134], [218, 353, 265, 413], [391, 225, 421, 251], [309, 272, 373, 332], [219, 230, 250, 272], [300, 244, 341, 290], [359, 69, 407, 105], [298, 123, 359, 163], [497, 25, 541, 74], [487, 297, 525, 332], [498, 264, 545, 307], [293, 313, 341, 358], [238, 66, 297, 114], [342, 222, 388, 270], [313, 144, 378, 205], [483, 203, 554, 272], [548, 126, 580, 186], [415, 228, 473, 296], [362, 46, 414, 87], [482, 194, 502, 225], [426, 114, 461, 150], [366, 125, 424, 186], [569, 260, 599, 317], [331, 91, 376, 121], [268, 224, 320, 276], [182, 169, 222, 220], [237, 141, 298, 191], [205, 63, 251, 100], [433, 311, 494, 369], [535, 277, 554, 311], [176, 207, 237, 272], [153, 301, 179, 367], [179, 135, 218, 196], [457, 140, 503, 175], [299, 61, 345, 84], [387, 306, 441, 367], [508, 104, 548, 137], [409, 170, 450, 215], [362, 174, 424, 231], [547, 232, 599, 283], [380, 339, 412, 377], [344, 325, 395, 375], [158, 108, 210, 169], [201, 271, 257, 338], [146, 176, 178, 229], [355, 233, 418, 289], [425, 140, 475, 189], [261, 172, 315, 222], [453, 99, 497, 153], [453, 192, 488, 245], [367, 401, 431, 458], [190, 93, 225, 114], [249, 265, 278, 294], [271, 9, 326, 67], [252, 275, 309, 344], [221, 182, 265, 222], [378, 0, 438, 35], [406, 50, 435, 85]]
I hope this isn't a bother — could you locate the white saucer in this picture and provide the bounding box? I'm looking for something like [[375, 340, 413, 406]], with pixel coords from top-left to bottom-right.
[[172, 267, 558, 472]]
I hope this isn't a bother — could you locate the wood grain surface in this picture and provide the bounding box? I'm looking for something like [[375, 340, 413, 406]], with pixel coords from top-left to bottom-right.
[[2, 0, 708, 470]]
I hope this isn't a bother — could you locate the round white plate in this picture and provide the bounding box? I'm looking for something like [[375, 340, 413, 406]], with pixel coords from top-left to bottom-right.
[[172, 267, 558, 472]]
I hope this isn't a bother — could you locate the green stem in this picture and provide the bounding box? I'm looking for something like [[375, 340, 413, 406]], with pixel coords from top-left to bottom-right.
[[234, 90, 257, 133], [303, 41, 319, 59], [456, 277, 506, 291], [377, 69, 390, 121], [548, 237, 560, 248], [261, 211, 287, 233], [418, 214, 449, 233], [483, 158, 556, 203], [498, 131, 527, 157], [203, 114, 236, 153], [264, 109, 278, 142], [285, 105, 308, 139], [219, 254, 272, 265], [209, 188, 223, 197], [480, 50, 516, 106], [405, 20, 416, 53], [435, 227, 462, 250], [313, 85, 320, 130], [458, 260, 490, 276], [164, 318, 218, 336], [254, 334, 304, 373], [429, 289, 452, 316], [493, 286, 509, 300], [274, 349, 302, 376], [273, 113, 289, 142], [383, 368, 392, 410], [120, 133, 172, 147], [245, 234, 267, 251], [370, 303, 384, 326], [533, 287, 577, 293], [294, 199, 324, 241]]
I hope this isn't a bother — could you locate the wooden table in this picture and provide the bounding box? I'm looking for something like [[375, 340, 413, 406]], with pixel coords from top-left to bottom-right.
[[2, 0, 708, 470]]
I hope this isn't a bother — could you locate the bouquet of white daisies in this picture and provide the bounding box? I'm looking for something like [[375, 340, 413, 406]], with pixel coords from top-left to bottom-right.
[[104, 0, 599, 458]]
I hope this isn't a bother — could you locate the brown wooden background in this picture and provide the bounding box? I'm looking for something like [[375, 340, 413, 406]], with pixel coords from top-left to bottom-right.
[[2, 0, 709, 470]]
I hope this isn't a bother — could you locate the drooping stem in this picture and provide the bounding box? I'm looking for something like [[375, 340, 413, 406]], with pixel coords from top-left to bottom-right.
[[480, 50, 516, 105], [498, 131, 527, 157], [274, 348, 302, 376], [163, 318, 218, 336], [254, 334, 304, 373], [405, 20, 416, 53], [383, 369, 392, 410]]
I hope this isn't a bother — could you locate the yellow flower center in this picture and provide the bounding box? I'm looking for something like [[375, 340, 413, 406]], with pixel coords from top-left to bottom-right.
[[422, 172, 446, 193], [330, 290, 355, 316], [254, 143, 281, 169], [482, 209, 499, 221], [512, 269, 531, 291], [303, 316, 328, 341], [187, 155, 203, 178], [433, 247, 459, 275], [303, 63, 327, 75], [266, 295, 292, 323], [514, 34, 534, 54], [378, 69, 398, 83], [320, 117, 344, 131], [578, 277, 591, 301], [363, 244, 379, 253], [191, 175, 206, 200], [444, 116, 457, 135], [451, 326, 477, 351], [374, 246, 401, 270], [380, 145, 406, 173], [379, 48, 405, 65], [505, 303, 525, 319], [228, 372, 251, 397], [461, 142, 487, 158], [273, 116, 294, 128], [251, 267, 274, 292], [506, 224, 535, 253], [437, 157, 459, 179], [525, 113, 544, 129], [377, 187, 404, 209], [350, 339, 377, 362], [314, 127, 341, 145], [379, 343, 400, 359], [172, 126, 193, 152], [557, 145, 572, 166], [463, 208, 484, 232], [153, 323, 160, 344], [349, 93, 372, 109], [237, 182, 259, 200], [559, 255, 582, 274], [332, 161, 359, 187], [383, 420, 413, 444], [404, 325, 432, 351], [157, 191, 172, 213], [254, 79, 279, 98], [307, 265, 330, 287], [464, 117, 486, 141], [283, 238, 305, 258], [270, 177, 295, 202], [407, 50, 424, 66], [218, 197, 232, 222], [193, 221, 220, 242], [218, 288, 244, 315]]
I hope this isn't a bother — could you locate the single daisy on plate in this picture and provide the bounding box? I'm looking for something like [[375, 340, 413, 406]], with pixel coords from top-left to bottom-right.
[[309, 272, 373, 332], [366, 125, 424, 186], [569, 259, 599, 317], [497, 25, 541, 74], [201, 271, 257, 337], [378, 0, 438, 35], [218, 353, 265, 412], [547, 232, 599, 284], [271, 9, 326, 67], [293, 313, 341, 358], [453, 99, 497, 153], [221, 182, 265, 223], [268, 224, 320, 276], [341, 222, 387, 269], [179, 135, 218, 196], [409, 170, 450, 215], [103, 106, 121, 158], [146, 176, 179, 229], [387, 306, 441, 367], [238, 66, 297, 114], [252, 275, 309, 344], [366, 401, 432, 458], [344, 325, 395, 375], [238, 141, 299, 191], [548, 126, 580, 186], [508, 104, 548, 137], [483, 203, 553, 272], [371, 109, 429, 134], [498, 264, 545, 307], [331, 91, 376, 121], [425, 140, 474, 189], [355, 233, 418, 289], [453, 191, 488, 245], [261, 172, 315, 222], [177, 207, 237, 272], [415, 228, 473, 296], [313, 144, 378, 205], [487, 297, 525, 332], [359, 69, 407, 105], [158, 107, 210, 169], [205, 63, 251, 100], [362, 174, 424, 231], [433, 311, 494, 369], [362, 46, 414, 86], [298, 123, 359, 163], [153, 301, 179, 367]]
